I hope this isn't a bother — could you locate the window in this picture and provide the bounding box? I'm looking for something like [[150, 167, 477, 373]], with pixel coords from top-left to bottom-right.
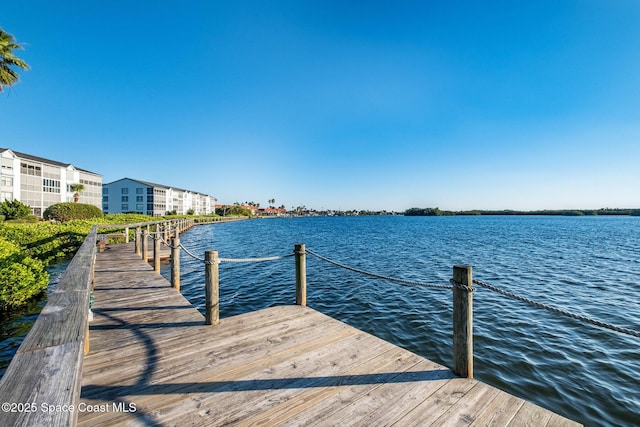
[[147, 203, 154, 211], [121, 196, 128, 202], [121, 204, 128, 210], [103, 188, 108, 194], [2, 192, 13, 201], [1, 158, 13, 170], [1, 177, 13, 187], [43, 178, 61, 193], [147, 188, 153, 194], [136, 196, 143, 202], [136, 188, 143, 194], [21, 163, 42, 176], [136, 204, 143, 211], [103, 204, 108, 211], [103, 196, 108, 202], [121, 188, 128, 194]]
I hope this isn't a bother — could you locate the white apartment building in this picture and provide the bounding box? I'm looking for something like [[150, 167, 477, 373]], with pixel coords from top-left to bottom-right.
[[0, 148, 102, 217], [102, 178, 216, 216]]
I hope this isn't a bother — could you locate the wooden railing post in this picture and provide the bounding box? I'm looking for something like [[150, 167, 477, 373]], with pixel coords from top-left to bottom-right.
[[205, 250, 219, 325], [295, 243, 307, 306], [171, 236, 180, 291], [135, 227, 141, 255], [125, 226, 130, 243], [142, 230, 149, 262], [453, 265, 473, 378], [153, 232, 161, 273]]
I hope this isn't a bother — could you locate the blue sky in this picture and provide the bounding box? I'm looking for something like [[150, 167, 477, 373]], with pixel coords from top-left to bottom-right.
[[2, 1, 639, 211]]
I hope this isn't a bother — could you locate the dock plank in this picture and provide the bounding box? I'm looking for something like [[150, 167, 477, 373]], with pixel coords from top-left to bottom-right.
[[79, 243, 581, 426]]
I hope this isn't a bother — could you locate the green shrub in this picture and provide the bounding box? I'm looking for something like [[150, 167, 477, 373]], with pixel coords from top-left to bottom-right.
[[43, 202, 103, 222], [5, 215, 38, 223], [102, 213, 153, 224], [0, 222, 90, 265], [0, 200, 31, 220], [0, 237, 49, 311]]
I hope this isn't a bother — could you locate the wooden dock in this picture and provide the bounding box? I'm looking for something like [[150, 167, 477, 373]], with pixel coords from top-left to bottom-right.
[[77, 243, 580, 426]]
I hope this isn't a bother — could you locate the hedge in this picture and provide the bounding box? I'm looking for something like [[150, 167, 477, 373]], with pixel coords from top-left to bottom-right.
[[43, 202, 103, 222]]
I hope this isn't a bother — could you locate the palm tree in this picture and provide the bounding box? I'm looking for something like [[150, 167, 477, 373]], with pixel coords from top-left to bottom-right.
[[0, 29, 30, 92], [70, 183, 85, 203]]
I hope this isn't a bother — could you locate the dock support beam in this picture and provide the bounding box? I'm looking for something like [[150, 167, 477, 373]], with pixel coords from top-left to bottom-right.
[[205, 250, 219, 325], [295, 243, 307, 306], [453, 265, 473, 378]]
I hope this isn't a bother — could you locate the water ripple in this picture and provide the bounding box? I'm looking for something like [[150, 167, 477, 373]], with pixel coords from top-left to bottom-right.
[[161, 216, 639, 426]]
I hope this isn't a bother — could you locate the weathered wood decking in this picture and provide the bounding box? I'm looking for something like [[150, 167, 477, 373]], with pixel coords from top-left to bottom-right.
[[79, 243, 580, 426]]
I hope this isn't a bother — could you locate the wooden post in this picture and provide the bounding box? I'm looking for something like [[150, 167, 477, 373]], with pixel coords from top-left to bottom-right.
[[171, 236, 180, 291], [154, 232, 161, 273], [125, 226, 129, 243], [142, 230, 149, 262], [135, 227, 141, 255], [453, 265, 473, 378], [205, 250, 219, 325], [295, 243, 307, 306]]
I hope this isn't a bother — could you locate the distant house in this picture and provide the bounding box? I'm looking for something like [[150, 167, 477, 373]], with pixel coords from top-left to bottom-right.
[[102, 178, 216, 216], [216, 204, 262, 216], [260, 207, 286, 216], [0, 148, 102, 217]]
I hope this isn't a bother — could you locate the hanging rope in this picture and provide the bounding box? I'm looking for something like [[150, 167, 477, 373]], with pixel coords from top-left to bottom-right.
[[219, 254, 294, 263], [305, 248, 459, 291], [179, 243, 206, 263], [473, 278, 640, 339]]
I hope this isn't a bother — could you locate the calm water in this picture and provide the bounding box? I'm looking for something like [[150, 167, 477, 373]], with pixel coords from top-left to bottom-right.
[[159, 216, 639, 427], [1, 216, 637, 425]]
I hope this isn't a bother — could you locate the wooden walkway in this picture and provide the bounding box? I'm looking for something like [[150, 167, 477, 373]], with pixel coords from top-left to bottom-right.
[[79, 243, 580, 426]]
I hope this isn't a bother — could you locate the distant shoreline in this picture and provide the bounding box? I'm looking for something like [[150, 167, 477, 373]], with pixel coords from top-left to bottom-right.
[[404, 207, 640, 217]]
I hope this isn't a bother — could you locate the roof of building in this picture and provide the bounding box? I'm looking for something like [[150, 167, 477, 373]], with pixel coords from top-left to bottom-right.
[[103, 177, 215, 199], [0, 147, 102, 176]]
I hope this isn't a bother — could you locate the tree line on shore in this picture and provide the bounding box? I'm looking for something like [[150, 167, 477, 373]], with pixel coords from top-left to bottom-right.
[[404, 207, 640, 216]]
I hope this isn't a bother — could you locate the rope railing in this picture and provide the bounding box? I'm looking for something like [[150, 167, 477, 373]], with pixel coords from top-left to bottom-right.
[[179, 242, 206, 263], [219, 254, 294, 263], [305, 248, 466, 291], [301, 248, 640, 340], [472, 278, 640, 339], [176, 242, 293, 265]]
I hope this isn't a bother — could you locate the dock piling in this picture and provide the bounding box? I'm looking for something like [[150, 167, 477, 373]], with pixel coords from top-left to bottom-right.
[[135, 227, 141, 255], [453, 264, 473, 378], [171, 236, 180, 291], [295, 243, 307, 306], [205, 250, 219, 325], [154, 231, 161, 273], [142, 230, 148, 261]]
